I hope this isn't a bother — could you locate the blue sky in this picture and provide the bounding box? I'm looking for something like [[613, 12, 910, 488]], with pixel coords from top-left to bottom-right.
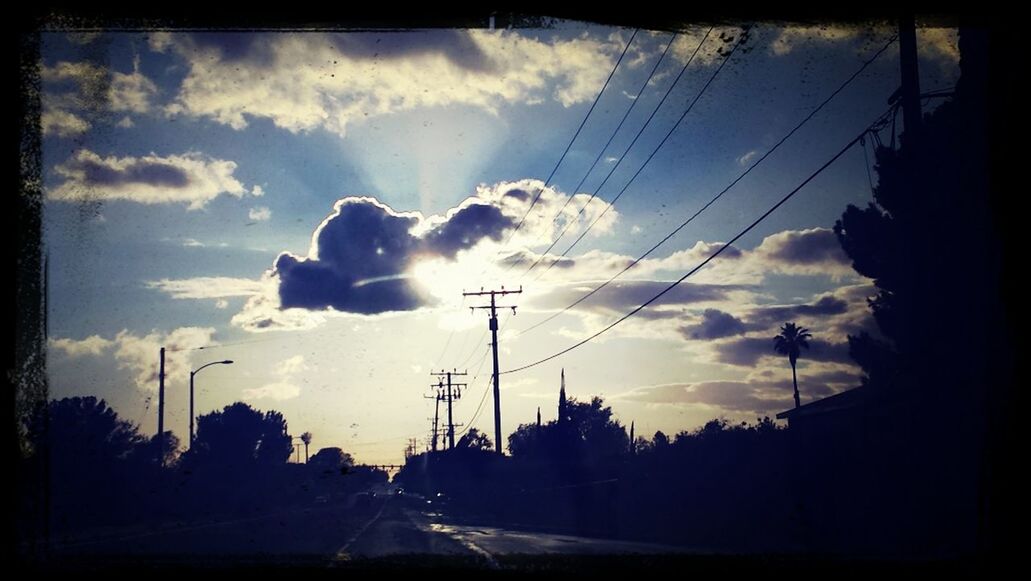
[[41, 21, 959, 463]]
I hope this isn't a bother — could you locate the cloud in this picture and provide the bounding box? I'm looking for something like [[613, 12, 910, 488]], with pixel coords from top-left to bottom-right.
[[620, 381, 794, 413], [116, 116, 134, 129], [251, 185, 265, 197], [49, 327, 218, 390], [255, 179, 616, 318], [114, 327, 217, 390], [49, 149, 250, 209], [737, 150, 757, 166], [151, 30, 625, 136], [41, 106, 90, 137], [680, 309, 749, 340], [533, 280, 748, 315], [769, 25, 863, 56], [917, 28, 960, 64], [767, 24, 958, 66], [242, 382, 301, 401], [618, 373, 850, 413], [41, 60, 158, 137], [712, 336, 852, 367], [274, 197, 428, 314], [421, 202, 511, 258], [215, 299, 229, 309], [742, 295, 849, 331], [275, 354, 307, 376], [243, 355, 306, 402], [249, 206, 272, 222], [669, 26, 746, 67], [43, 61, 157, 113], [231, 273, 329, 333], [48, 335, 113, 357], [641, 228, 853, 284], [146, 277, 265, 299]]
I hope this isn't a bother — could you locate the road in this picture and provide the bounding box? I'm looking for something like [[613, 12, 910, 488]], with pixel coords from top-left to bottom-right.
[[42, 492, 687, 568], [337, 494, 688, 565]]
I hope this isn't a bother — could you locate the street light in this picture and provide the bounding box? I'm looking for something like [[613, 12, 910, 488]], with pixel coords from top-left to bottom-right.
[[190, 359, 233, 449]]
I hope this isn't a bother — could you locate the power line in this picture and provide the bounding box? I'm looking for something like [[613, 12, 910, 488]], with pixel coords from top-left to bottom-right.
[[501, 107, 895, 376], [515, 34, 897, 337], [521, 27, 715, 277], [531, 29, 748, 280], [496, 28, 640, 253], [509, 32, 680, 264]]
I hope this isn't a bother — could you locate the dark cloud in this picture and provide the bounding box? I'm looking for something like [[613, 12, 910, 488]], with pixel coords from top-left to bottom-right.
[[183, 32, 277, 65], [714, 335, 853, 367], [538, 280, 747, 313], [74, 157, 191, 188], [503, 189, 531, 202], [327, 31, 495, 72], [759, 227, 849, 265], [275, 197, 513, 315], [622, 381, 793, 413], [623, 373, 852, 413], [745, 295, 848, 329], [423, 203, 513, 258], [500, 250, 576, 271], [680, 309, 749, 340]]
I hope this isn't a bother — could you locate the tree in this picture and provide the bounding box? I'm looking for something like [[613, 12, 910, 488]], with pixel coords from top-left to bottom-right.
[[24, 397, 151, 529], [300, 432, 312, 463], [507, 422, 543, 457], [189, 402, 293, 470], [308, 447, 354, 475], [27, 396, 145, 471], [456, 428, 493, 451], [773, 323, 812, 408]]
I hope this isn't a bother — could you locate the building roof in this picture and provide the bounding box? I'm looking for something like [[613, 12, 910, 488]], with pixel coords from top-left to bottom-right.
[[776, 386, 867, 421]]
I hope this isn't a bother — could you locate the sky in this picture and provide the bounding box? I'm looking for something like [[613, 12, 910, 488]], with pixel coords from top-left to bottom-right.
[[39, 19, 960, 464]]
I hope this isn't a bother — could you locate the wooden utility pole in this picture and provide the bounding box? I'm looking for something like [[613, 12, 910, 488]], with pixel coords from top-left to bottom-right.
[[424, 390, 442, 452], [157, 347, 165, 466], [461, 286, 519, 453], [431, 370, 467, 450], [898, 14, 922, 141], [463, 286, 522, 454]]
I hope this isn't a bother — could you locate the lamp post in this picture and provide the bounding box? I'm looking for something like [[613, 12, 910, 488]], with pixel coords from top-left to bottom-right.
[[190, 359, 233, 449]]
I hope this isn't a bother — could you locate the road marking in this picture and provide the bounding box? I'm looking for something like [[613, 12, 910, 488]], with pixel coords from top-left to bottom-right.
[[452, 535, 500, 570], [333, 497, 388, 561]]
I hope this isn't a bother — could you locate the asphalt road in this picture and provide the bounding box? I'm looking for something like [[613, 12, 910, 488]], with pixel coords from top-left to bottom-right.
[[46, 494, 383, 559], [42, 492, 687, 567], [337, 494, 688, 565]]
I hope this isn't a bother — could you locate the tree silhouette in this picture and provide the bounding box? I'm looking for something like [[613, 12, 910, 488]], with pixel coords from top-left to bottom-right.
[[309, 446, 354, 474], [27, 396, 145, 469], [300, 431, 312, 463], [773, 322, 812, 408], [189, 402, 293, 470], [457, 428, 493, 451], [24, 396, 151, 530]]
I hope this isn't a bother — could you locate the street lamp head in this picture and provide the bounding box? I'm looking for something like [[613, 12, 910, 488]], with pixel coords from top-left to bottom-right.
[[222, 360, 234, 365]]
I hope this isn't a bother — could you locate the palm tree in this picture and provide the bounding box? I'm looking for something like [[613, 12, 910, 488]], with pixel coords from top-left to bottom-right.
[[774, 322, 812, 409], [300, 432, 313, 463]]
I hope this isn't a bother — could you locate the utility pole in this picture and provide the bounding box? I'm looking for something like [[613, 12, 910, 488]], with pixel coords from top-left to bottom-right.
[[424, 390, 442, 452], [157, 347, 165, 466], [431, 370, 467, 450], [463, 286, 521, 454], [898, 14, 922, 141]]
